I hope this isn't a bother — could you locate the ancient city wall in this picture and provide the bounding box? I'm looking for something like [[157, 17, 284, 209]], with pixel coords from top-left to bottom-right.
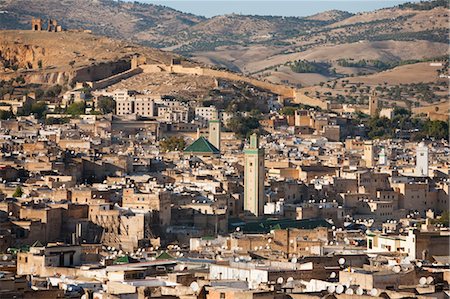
[[73, 59, 131, 83], [141, 64, 296, 98], [137, 63, 330, 109], [90, 67, 142, 90], [293, 91, 330, 110]]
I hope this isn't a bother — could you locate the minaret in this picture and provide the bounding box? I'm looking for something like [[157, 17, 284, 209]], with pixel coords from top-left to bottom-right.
[[208, 110, 221, 151], [378, 148, 387, 166], [369, 91, 378, 117], [416, 142, 428, 176], [244, 133, 265, 217], [364, 141, 375, 168]]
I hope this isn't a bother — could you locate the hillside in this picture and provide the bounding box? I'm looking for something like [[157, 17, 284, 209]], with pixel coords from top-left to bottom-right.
[[0, 30, 184, 85], [0, 0, 448, 85]]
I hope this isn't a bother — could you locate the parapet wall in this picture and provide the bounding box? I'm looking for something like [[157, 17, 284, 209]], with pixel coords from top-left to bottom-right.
[[89, 67, 143, 90], [140, 64, 296, 98], [293, 91, 330, 110], [140, 64, 330, 109]]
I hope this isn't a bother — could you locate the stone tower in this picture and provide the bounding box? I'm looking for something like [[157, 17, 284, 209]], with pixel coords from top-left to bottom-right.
[[208, 110, 221, 151], [244, 133, 265, 217], [416, 142, 429, 176], [368, 91, 378, 117], [31, 18, 43, 31], [364, 140, 375, 168]]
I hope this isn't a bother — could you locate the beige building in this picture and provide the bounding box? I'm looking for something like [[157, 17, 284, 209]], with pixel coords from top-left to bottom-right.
[[17, 243, 82, 276]]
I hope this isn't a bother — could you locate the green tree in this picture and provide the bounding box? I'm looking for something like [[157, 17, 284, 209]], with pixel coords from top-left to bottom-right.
[[30, 101, 47, 119], [0, 110, 13, 120], [228, 115, 261, 139], [97, 96, 116, 114], [37, 60, 43, 69], [280, 106, 296, 116], [160, 136, 186, 152], [367, 116, 393, 139], [66, 102, 85, 116], [12, 186, 23, 198]]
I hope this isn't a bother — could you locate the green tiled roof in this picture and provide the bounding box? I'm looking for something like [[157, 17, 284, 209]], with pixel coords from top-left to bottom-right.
[[113, 255, 138, 264], [184, 136, 219, 155], [229, 218, 332, 233], [156, 251, 175, 260]]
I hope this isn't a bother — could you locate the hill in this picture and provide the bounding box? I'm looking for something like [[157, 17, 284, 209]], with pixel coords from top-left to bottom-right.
[[0, 0, 448, 85]]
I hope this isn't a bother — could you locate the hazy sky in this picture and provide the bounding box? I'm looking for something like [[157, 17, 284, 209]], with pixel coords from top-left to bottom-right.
[[137, 0, 419, 17]]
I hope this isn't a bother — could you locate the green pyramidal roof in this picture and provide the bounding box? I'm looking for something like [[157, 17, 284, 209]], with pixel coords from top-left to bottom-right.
[[156, 251, 175, 260], [184, 136, 219, 155]]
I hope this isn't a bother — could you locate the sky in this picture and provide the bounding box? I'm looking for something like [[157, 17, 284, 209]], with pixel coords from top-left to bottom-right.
[[136, 0, 420, 17]]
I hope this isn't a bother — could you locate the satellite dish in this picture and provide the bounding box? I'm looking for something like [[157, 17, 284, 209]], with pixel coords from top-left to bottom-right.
[[190, 282, 199, 293], [426, 276, 434, 284], [287, 277, 294, 282], [277, 277, 284, 284], [291, 257, 298, 264], [234, 257, 239, 262], [392, 265, 401, 273], [345, 288, 354, 295], [370, 289, 378, 297], [2, 255, 8, 261], [338, 258, 346, 265], [336, 285, 344, 294], [330, 272, 337, 279], [327, 285, 336, 294], [419, 277, 427, 285], [356, 287, 364, 296], [416, 261, 423, 268]]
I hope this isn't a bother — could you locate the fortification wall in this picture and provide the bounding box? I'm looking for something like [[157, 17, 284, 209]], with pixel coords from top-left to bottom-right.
[[73, 59, 131, 83], [141, 64, 296, 98], [293, 91, 330, 110], [90, 67, 143, 90]]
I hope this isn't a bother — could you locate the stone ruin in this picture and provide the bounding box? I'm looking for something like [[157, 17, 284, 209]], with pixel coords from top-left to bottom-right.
[[31, 18, 62, 32]]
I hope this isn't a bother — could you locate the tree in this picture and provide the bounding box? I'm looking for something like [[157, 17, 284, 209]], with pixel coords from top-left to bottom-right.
[[159, 136, 186, 152], [280, 106, 296, 116], [30, 101, 47, 119], [44, 85, 62, 98], [0, 110, 13, 120], [37, 60, 43, 69], [12, 186, 23, 198], [66, 102, 85, 116], [97, 96, 115, 114], [228, 115, 261, 139]]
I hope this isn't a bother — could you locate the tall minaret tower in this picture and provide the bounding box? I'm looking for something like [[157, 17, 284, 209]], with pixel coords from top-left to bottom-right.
[[369, 90, 379, 117], [244, 133, 265, 217], [364, 140, 375, 168], [208, 110, 221, 151], [416, 142, 429, 176]]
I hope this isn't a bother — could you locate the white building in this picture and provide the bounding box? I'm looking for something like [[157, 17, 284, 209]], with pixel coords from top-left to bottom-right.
[[416, 142, 429, 176]]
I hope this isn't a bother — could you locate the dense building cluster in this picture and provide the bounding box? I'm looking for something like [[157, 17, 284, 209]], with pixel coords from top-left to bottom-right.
[[0, 16, 447, 299], [0, 83, 448, 298]]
